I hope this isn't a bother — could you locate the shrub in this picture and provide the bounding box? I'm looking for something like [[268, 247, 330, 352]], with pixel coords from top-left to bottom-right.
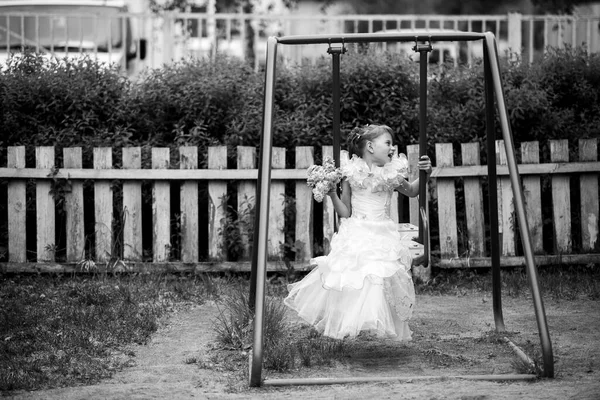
[[0, 50, 134, 161], [2, 46, 598, 154]]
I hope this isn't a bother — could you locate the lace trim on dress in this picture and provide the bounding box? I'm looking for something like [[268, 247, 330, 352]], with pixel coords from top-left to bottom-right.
[[383, 276, 415, 322], [340, 150, 409, 192]]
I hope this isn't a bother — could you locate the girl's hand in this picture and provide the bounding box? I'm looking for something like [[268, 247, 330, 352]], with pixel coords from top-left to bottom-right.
[[327, 185, 338, 197], [418, 155, 432, 175]]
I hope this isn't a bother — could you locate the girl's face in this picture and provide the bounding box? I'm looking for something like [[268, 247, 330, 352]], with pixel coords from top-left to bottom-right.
[[367, 132, 395, 166]]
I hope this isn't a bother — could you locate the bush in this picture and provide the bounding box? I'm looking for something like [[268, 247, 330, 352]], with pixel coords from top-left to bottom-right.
[[2, 46, 598, 156], [0, 51, 134, 160]]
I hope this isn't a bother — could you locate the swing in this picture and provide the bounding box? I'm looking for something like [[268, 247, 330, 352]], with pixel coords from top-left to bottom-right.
[[248, 31, 554, 387]]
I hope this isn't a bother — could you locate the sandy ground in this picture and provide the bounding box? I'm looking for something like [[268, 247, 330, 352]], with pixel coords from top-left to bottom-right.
[[5, 293, 600, 400]]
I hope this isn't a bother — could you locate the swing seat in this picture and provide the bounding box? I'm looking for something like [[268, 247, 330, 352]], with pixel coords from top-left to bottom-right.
[[397, 223, 426, 266]]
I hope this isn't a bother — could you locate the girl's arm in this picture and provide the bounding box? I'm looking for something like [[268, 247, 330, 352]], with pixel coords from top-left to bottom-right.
[[396, 155, 432, 198], [327, 178, 352, 218]]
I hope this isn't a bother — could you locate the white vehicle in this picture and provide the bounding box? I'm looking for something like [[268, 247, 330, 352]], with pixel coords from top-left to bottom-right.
[[0, 0, 146, 74]]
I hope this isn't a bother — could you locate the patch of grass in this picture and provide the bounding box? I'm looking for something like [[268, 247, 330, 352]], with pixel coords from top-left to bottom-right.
[[294, 333, 347, 368], [210, 284, 349, 379], [415, 264, 600, 300], [0, 273, 214, 392], [212, 286, 289, 351]]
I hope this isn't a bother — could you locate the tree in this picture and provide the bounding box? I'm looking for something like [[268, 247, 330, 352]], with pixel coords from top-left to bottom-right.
[[530, 0, 597, 13]]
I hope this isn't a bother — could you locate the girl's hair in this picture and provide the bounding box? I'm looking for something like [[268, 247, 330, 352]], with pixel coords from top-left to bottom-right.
[[347, 124, 393, 158]]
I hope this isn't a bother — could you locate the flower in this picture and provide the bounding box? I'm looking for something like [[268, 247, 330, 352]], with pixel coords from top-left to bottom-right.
[[306, 157, 342, 203]]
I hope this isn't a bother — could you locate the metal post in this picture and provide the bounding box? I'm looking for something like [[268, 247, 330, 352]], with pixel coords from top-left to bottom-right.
[[484, 32, 554, 378], [483, 40, 506, 333], [249, 36, 278, 387], [328, 43, 345, 230], [414, 40, 431, 249], [328, 44, 345, 169]]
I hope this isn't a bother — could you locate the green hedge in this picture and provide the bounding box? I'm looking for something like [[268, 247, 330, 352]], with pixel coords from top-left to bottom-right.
[[1, 46, 599, 163]]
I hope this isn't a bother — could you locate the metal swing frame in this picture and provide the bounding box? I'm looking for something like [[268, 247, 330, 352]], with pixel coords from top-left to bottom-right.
[[248, 31, 554, 387]]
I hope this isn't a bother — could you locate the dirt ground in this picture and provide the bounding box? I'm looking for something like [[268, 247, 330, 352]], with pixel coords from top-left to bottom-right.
[[6, 293, 600, 400]]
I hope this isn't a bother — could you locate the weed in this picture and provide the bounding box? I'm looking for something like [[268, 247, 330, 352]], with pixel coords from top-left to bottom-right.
[[295, 335, 347, 368], [511, 356, 543, 376], [212, 287, 287, 351], [218, 194, 255, 261]]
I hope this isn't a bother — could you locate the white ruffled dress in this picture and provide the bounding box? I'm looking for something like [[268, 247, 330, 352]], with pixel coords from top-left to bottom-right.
[[284, 150, 416, 341]]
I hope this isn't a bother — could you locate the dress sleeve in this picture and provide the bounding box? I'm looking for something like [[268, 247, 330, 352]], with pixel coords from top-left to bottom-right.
[[382, 152, 409, 181], [391, 153, 409, 180]]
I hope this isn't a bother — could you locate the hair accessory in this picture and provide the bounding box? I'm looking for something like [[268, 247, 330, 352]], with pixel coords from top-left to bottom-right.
[[350, 127, 362, 143]]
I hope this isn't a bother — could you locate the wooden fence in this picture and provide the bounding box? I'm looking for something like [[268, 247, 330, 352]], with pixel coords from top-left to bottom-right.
[[0, 138, 599, 274]]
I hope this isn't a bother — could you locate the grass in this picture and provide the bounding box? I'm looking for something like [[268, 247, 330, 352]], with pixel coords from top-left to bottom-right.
[[0, 272, 218, 392], [416, 264, 600, 300], [1, 264, 598, 392]]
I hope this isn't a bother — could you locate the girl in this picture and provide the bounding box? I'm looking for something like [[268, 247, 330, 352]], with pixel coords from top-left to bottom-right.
[[284, 123, 432, 341]]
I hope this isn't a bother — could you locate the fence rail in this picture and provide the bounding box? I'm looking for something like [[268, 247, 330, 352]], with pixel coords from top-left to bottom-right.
[[2, 10, 600, 74], [0, 138, 599, 274]]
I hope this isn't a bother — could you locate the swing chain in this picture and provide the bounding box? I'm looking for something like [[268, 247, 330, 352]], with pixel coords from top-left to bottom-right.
[[412, 35, 433, 53], [327, 38, 347, 55]]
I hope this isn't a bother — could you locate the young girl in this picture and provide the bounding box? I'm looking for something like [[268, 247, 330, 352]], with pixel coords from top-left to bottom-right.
[[284, 123, 432, 341]]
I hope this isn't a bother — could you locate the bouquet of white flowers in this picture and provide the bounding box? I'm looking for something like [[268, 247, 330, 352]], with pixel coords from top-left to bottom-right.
[[306, 157, 343, 203]]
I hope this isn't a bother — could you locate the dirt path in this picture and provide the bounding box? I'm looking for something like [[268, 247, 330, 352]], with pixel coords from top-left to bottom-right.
[[7, 294, 600, 400]]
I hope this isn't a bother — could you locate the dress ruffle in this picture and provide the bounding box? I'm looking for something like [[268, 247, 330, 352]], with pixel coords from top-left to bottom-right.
[[340, 150, 409, 192]]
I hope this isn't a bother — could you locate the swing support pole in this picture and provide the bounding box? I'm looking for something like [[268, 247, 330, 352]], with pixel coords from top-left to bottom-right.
[[249, 31, 554, 387], [328, 42, 346, 231], [483, 32, 554, 378], [415, 38, 431, 266], [328, 42, 345, 170], [249, 36, 278, 388], [483, 38, 506, 333]]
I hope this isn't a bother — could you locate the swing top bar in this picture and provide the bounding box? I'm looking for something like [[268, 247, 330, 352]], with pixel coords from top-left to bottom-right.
[[276, 31, 486, 45]]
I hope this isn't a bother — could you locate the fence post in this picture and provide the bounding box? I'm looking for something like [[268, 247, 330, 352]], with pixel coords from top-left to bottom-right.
[[521, 141, 543, 253], [461, 143, 485, 257], [322, 146, 335, 254], [550, 140, 572, 253], [7, 146, 26, 263], [152, 148, 171, 262], [435, 143, 458, 260], [295, 147, 314, 261], [162, 12, 176, 64], [269, 147, 286, 259], [496, 140, 516, 256], [507, 12, 522, 60], [579, 138, 599, 251], [36, 147, 55, 262], [180, 146, 199, 263], [123, 147, 143, 261], [63, 147, 85, 262], [208, 146, 228, 260], [407, 144, 420, 226], [94, 148, 113, 263], [237, 146, 257, 260]]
